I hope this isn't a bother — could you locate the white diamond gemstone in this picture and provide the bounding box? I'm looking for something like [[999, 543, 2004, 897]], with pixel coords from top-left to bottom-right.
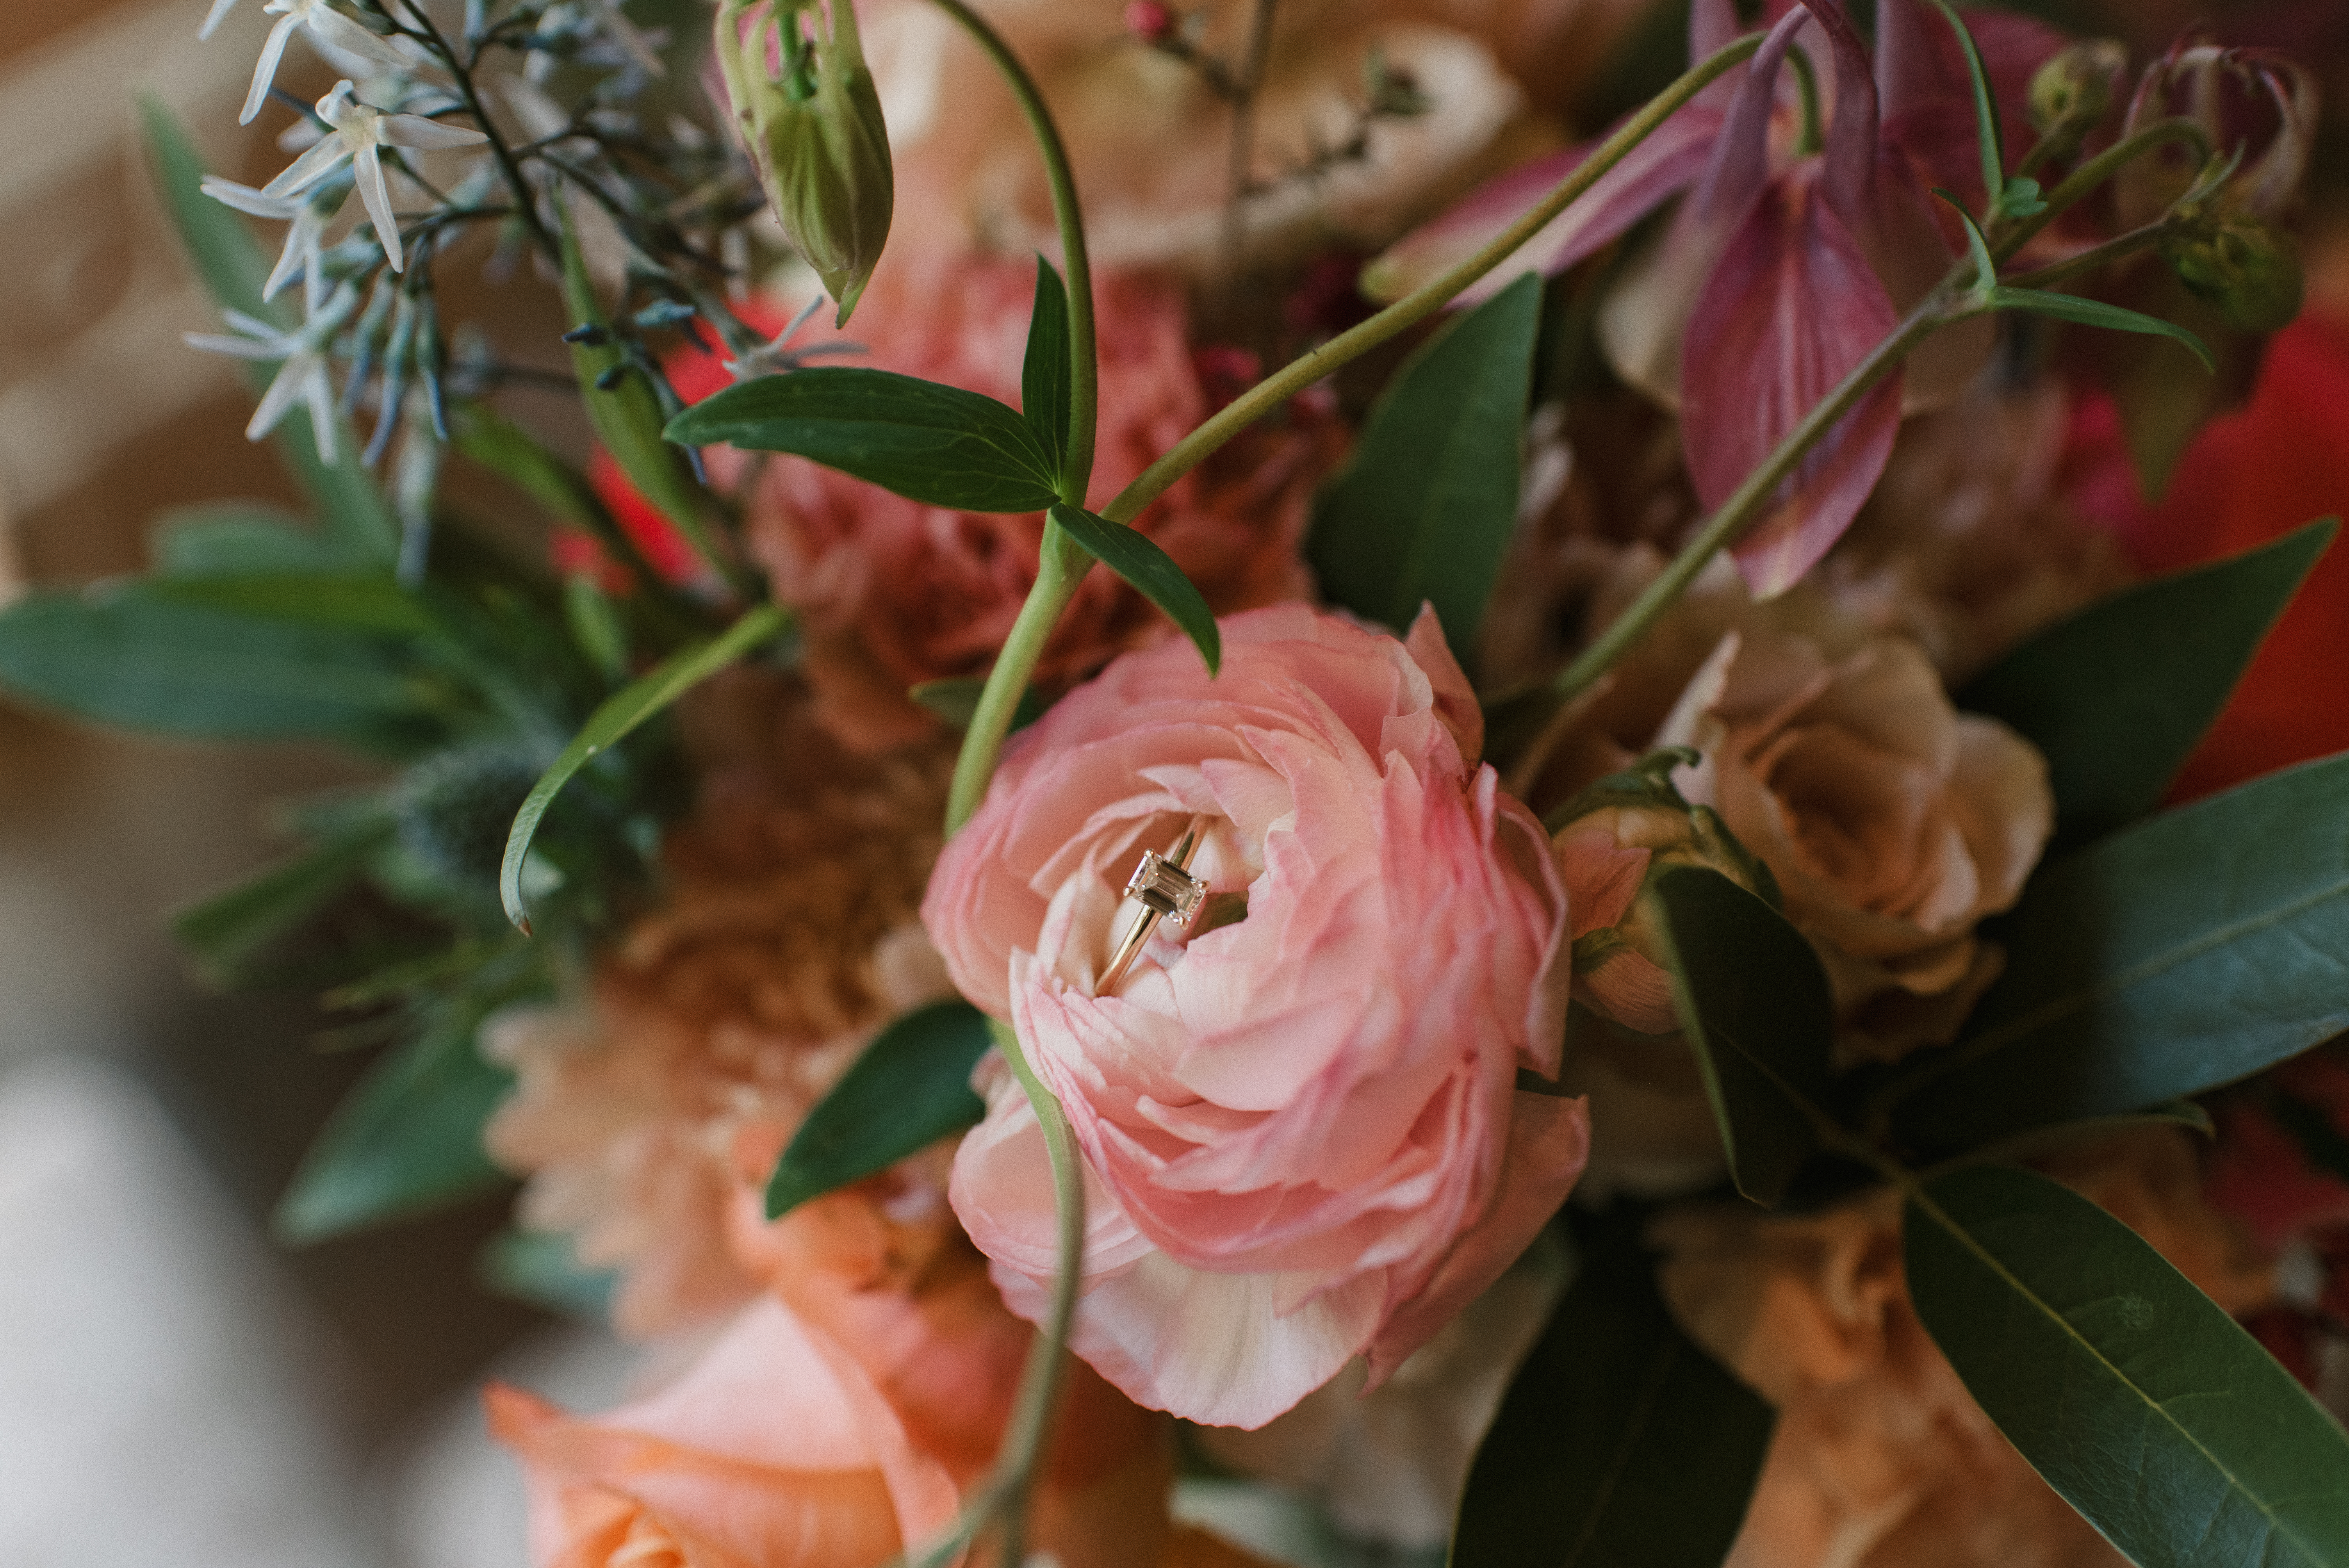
[[1124, 849, 1208, 928]]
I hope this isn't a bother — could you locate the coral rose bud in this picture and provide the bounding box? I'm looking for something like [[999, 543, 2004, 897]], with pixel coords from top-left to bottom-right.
[[715, 0, 893, 323], [1551, 749, 1769, 1036], [924, 604, 1588, 1429]]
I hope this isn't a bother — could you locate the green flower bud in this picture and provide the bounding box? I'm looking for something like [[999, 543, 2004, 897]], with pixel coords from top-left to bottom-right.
[[2164, 216, 2305, 334], [716, 0, 893, 325], [2028, 40, 2124, 147]]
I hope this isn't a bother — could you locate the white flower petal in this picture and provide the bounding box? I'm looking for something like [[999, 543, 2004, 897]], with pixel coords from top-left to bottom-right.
[[305, 8, 413, 70], [262, 135, 351, 198], [200, 175, 299, 219], [246, 353, 312, 440], [262, 223, 308, 302], [221, 307, 284, 339], [303, 362, 338, 464], [378, 114, 490, 151], [353, 143, 401, 271], [240, 12, 301, 125], [182, 332, 284, 361], [198, 0, 243, 41]]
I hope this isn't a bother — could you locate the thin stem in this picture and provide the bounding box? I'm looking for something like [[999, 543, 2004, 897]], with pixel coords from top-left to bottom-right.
[[941, 29, 1767, 829], [2000, 217, 2181, 292], [398, 0, 556, 257], [1991, 116, 2212, 264], [1551, 267, 1966, 701], [1786, 45, 1823, 159]]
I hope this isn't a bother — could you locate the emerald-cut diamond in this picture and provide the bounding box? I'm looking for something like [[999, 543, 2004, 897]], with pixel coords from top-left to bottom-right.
[[1124, 849, 1208, 928]]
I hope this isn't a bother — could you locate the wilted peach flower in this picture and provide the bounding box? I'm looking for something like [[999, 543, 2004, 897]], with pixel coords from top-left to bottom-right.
[[1654, 1129, 2274, 1568], [925, 604, 1588, 1428], [859, 0, 1598, 274], [716, 259, 1342, 751], [1657, 622, 2053, 1063], [485, 672, 957, 1336]]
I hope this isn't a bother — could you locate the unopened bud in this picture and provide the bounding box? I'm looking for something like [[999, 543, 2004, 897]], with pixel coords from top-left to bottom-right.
[[1124, 1, 1175, 43], [715, 0, 893, 325], [2165, 216, 2305, 333], [2119, 40, 2317, 233], [2028, 40, 2124, 145]]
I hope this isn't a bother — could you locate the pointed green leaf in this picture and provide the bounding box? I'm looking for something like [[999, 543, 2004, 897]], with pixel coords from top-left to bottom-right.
[[146, 574, 446, 636], [1452, 1212, 1773, 1567], [1021, 256, 1071, 480], [908, 677, 1048, 732], [274, 1014, 514, 1243], [0, 584, 434, 752], [150, 506, 341, 577], [556, 203, 725, 581], [1905, 1165, 2349, 1568], [170, 823, 392, 985], [668, 367, 1062, 513], [139, 97, 397, 566], [1988, 286, 2217, 372], [1934, 189, 2001, 291], [1959, 518, 2336, 841], [1645, 865, 1834, 1206], [501, 604, 790, 932], [1047, 503, 1220, 674], [1895, 752, 2349, 1153], [765, 999, 993, 1220], [1307, 273, 1541, 670], [1928, 0, 2006, 206]]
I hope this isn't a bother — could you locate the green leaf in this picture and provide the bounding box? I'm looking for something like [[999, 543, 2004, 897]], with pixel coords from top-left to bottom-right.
[[0, 584, 434, 751], [668, 367, 1062, 514], [1958, 519, 2336, 841], [1934, 189, 2000, 291], [908, 677, 1048, 732], [1452, 1213, 1773, 1567], [1048, 504, 1221, 674], [1645, 865, 1834, 1206], [150, 505, 341, 577], [1894, 752, 2349, 1153], [1928, 0, 2006, 207], [1988, 285, 2217, 372], [478, 1229, 615, 1323], [502, 604, 790, 933], [1307, 274, 1540, 671], [556, 203, 725, 581], [1905, 1165, 2349, 1567], [146, 574, 446, 636], [170, 823, 392, 985], [1021, 256, 1071, 481], [765, 999, 993, 1219], [274, 1014, 513, 1243], [139, 97, 397, 567]]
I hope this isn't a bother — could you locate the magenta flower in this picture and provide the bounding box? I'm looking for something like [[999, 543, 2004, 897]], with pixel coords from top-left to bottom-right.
[[1369, 0, 2065, 597]]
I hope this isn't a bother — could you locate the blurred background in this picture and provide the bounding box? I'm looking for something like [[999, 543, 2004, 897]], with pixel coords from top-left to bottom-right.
[[2, 0, 2344, 1562]]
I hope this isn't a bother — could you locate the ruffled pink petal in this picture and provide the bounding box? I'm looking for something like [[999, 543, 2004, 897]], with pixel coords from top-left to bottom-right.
[[1680, 168, 1903, 599], [1404, 603, 1485, 766], [1363, 1090, 1592, 1389], [1556, 827, 1652, 938]]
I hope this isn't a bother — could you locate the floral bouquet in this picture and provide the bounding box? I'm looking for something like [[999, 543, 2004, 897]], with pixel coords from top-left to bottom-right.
[[7, 0, 2349, 1561]]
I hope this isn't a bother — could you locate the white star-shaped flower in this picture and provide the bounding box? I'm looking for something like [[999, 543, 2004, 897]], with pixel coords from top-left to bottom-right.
[[184, 283, 362, 463], [200, 175, 341, 302], [264, 81, 486, 273], [209, 0, 415, 127]]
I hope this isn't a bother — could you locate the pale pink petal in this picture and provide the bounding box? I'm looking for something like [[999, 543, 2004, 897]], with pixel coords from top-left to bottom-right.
[[1679, 172, 1903, 599], [1556, 827, 1652, 938], [1404, 602, 1484, 767]]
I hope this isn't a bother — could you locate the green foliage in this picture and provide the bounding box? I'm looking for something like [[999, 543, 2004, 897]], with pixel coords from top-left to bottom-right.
[[150, 506, 342, 577], [1645, 866, 1834, 1206], [909, 677, 1049, 732], [479, 1229, 616, 1322], [274, 1011, 514, 1243], [1452, 1214, 1773, 1567], [170, 823, 392, 986], [1022, 257, 1072, 480], [148, 574, 448, 636], [1959, 519, 2335, 842], [668, 367, 1062, 513], [1048, 504, 1221, 674], [1306, 274, 1541, 670], [138, 97, 397, 566], [1927, 1, 2010, 212], [557, 205, 726, 581], [764, 999, 994, 1219], [501, 604, 791, 932], [0, 584, 439, 753], [1894, 753, 2349, 1152], [1988, 285, 2218, 372], [1905, 1165, 2349, 1567]]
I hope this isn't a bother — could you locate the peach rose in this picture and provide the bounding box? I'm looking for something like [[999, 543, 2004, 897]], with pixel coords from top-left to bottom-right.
[[718, 258, 1342, 751], [1653, 1129, 2274, 1568], [923, 604, 1588, 1428], [1659, 623, 2054, 1064]]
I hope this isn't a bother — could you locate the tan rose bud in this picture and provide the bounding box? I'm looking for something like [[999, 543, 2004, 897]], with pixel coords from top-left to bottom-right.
[[715, 0, 893, 324]]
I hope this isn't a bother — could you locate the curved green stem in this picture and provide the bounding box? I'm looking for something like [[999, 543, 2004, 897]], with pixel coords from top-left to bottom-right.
[[2000, 217, 2182, 293], [943, 28, 1767, 829], [1551, 267, 1967, 701], [1991, 116, 2213, 264]]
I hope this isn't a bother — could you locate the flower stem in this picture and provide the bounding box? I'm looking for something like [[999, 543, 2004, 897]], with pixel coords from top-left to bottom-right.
[[1999, 217, 2181, 292], [943, 27, 1767, 830], [390, 0, 556, 258], [1550, 269, 1966, 701], [1991, 116, 2212, 264]]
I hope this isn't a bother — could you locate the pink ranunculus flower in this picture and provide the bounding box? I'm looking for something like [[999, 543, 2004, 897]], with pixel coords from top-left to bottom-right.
[[923, 603, 1590, 1429]]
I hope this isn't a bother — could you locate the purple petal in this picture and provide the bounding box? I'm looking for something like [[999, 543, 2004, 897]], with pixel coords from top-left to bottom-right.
[[1796, 0, 1880, 224], [1688, 7, 1812, 231], [1363, 108, 1723, 305], [1877, 0, 2067, 199], [1679, 170, 1903, 599]]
